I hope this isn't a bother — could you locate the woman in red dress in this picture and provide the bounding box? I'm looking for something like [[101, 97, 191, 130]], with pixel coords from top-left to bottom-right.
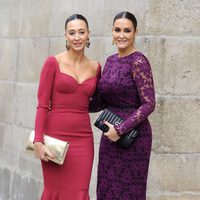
[[33, 14, 100, 200]]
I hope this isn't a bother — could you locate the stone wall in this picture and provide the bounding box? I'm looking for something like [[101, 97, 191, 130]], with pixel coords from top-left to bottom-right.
[[0, 0, 200, 199]]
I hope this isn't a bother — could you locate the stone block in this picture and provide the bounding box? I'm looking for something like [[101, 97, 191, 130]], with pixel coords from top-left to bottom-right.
[[0, 168, 10, 200], [47, 0, 73, 37], [145, 37, 166, 94], [11, 172, 42, 200], [89, 143, 99, 198], [89, 113, 100, 197], [85, 37, 105, 64], [48, 0, 148, 36], [0, 124, 6, 148], [148, 153, 200, 194], [147, 0, 200, 35], [75, 0, 106, 37], [90, 112, 102, 144], [17, 127, 42, 180], [49, 37, 66, 56], [55, 0, 106, 36], [0, 0, 21, 37], [42, 0, 105, 36], [3, 126, 37, 170], [146, 37, 200, 95], [15, 83, 37, 128], [103, 0, 148, 35], [0, 39, 18, 81], [151, 97, 200, 153], [0, 126, 21, 168], [0, 148, 19, 169], [0, 82, 15, 123], [17, 38, 49, 83], [20, 1, 53, 37], [102, 37, 116, 64], [4, 125, 23, 151], [136, 36, 150, 55], [18, 154, 43, 181], [148, 194, 200, 200], [162, 38, 200, 95]]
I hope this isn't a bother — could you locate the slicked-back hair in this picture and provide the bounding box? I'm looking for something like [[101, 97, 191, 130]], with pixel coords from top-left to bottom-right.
[[113, 11, 137, 31]]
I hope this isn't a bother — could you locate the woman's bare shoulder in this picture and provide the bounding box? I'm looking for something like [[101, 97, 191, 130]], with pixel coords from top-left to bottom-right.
[[54, 52, 65, 61], [88, 59, 100, 69]]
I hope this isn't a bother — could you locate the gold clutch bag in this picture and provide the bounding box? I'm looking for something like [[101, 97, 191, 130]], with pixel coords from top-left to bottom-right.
[[26, 130, 69, 165]]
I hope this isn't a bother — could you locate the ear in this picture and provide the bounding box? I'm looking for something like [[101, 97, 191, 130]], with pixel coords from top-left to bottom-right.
[[64, 32, 67, 39], [112, 27, 114, 37], [134, 28, 138, 36], [88, 30, 91, 38]]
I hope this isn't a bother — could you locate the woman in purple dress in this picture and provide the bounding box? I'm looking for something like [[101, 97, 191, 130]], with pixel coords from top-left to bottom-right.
[[90, 11, 156, 200]]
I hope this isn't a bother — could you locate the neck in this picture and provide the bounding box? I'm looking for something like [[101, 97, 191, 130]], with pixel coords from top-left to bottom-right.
[[118, 45, 136, 57], [66, 49, 86, 64]]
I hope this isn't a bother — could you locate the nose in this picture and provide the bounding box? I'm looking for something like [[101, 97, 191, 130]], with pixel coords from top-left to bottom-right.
[[74, 33, 80, 40], [119, 31, 124, 38]]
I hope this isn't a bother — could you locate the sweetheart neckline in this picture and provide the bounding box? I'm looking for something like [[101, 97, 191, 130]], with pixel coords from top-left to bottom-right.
[[52, 56, 98, 85], [58, 71, 97, 85]]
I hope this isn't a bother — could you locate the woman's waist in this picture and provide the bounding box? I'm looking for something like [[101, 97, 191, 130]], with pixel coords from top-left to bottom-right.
[[44, 113, 92, 134], [50, 106, 89, 114], [46, 110, 90, 121], [107, 105, 138, 113]]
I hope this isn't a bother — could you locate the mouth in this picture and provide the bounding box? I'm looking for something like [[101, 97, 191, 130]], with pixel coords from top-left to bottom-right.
[[73, 43, 82, 46], [117, 40, 127, 43]]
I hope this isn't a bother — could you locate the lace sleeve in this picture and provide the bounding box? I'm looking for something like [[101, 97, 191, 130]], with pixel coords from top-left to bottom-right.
[[114, 55, 156, 135]]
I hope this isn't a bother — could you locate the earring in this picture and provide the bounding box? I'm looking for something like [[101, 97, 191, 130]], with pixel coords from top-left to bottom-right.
[[65, 40, 70, 50], [112, 39, 114, 45], [86, 39, 90, 48]]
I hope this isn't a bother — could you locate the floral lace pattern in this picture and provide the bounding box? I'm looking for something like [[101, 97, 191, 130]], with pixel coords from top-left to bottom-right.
[[114, 53, 155, 135], [90, 51, 155, 200]]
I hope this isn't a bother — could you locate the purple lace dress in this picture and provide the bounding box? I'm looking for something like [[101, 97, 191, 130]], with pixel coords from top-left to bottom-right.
[[90, 51, 155, 200]]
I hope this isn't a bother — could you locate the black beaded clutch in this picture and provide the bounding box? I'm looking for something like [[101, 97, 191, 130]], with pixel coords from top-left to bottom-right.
[[94, 109, 139, 148]]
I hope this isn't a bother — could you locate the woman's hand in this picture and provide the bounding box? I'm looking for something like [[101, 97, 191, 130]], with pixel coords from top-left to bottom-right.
[[34, 142, 54, 162], [103, 121, 120, 142]]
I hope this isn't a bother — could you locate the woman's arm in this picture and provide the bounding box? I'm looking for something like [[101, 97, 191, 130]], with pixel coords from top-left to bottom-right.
[[89, 91, 107, 113], [34, 57, 56, 142], [114, 54, 156, 136], [89, 64, 107, 112]]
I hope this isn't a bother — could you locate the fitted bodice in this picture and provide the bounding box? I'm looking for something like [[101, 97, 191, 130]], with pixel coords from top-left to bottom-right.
[[34, 56, 100, 142], [51, 57, 98, 112]]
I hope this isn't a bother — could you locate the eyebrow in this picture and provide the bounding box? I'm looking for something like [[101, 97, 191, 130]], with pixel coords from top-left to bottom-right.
[[68, 28, 87, 31], [114, 26, 132, 29]]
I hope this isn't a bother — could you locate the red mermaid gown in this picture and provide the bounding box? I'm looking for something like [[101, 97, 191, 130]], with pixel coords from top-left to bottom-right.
[[34, 56, 100, 200]]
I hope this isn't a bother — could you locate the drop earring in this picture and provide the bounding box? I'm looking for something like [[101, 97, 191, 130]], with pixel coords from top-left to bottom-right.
[[112, 39, 114, 45], [86, 39, 90, 48], [65, 40, 70, 50]]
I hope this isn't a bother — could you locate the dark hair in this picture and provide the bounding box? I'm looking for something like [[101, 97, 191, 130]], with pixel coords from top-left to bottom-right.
[[65, 14, 89, 30], [113, 11, 137, 31]]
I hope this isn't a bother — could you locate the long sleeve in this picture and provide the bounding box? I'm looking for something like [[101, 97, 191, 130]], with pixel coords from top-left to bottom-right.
[[114, 55, 156, 135], [89, 64, 107, 112], [89, 91, 107, 113], [34, 57, 56, 142]]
